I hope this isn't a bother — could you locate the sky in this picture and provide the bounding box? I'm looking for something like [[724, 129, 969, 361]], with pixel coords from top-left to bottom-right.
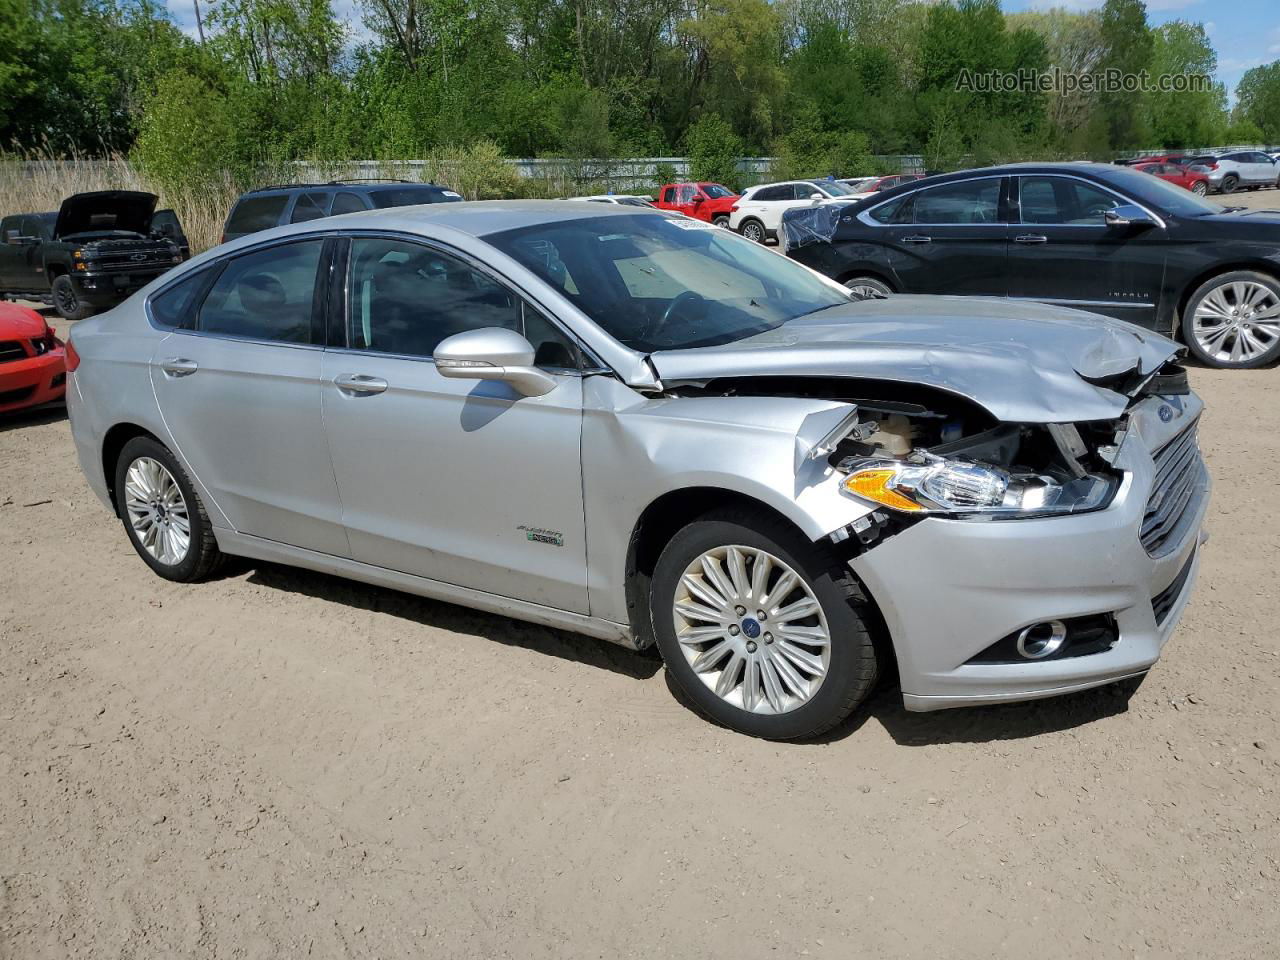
[[1004, 0, 1280, 100], [159, 0, 1276, 100]]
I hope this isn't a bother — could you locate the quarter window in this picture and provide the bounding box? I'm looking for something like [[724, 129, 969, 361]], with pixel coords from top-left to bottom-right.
[[290, 192, 331, 223], [331, 192, 366, 215], [225, 195, 289, 235], [345, 237, 578, 365], [149, 268, 214, 330], [911, 179, 1001, 224], [868, 193, 914, 224], [1019, 177, 1122, 225], [197, 240, 324, 344]]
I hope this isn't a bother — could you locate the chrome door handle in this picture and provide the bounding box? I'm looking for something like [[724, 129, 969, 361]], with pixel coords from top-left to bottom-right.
[[159, 357, 198, 377], [1015, 234, 1048, 244], [902, 235, 932, 244], [334, 373, 388, 396]]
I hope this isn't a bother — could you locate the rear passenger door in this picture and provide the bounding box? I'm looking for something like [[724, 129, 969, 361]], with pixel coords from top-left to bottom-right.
[[870, 177, 1009, 296], [149, 237, 350, 556]]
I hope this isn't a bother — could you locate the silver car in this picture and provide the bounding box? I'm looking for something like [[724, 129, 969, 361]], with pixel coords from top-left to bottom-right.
[[66, 202, 1210, 739], [1191, 150, 1279, 193]]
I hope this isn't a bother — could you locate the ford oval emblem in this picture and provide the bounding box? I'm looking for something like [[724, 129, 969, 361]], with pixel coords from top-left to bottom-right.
[[1158, 404, 1174, 423], [741, 618, 762, 639]]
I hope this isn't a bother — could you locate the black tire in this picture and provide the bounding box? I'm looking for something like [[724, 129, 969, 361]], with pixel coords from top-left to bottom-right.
[[843, 276, 893, 300], [651, 509, 881, 740], [1180, 270, 1280, 369], [113, 436, 225, 582], [1191, 181, 1208, 196], [1221, 174, 1239, 194], [712, 214, 730, 228], [739, 218, 766, 243], [51, 274, 93, 321]]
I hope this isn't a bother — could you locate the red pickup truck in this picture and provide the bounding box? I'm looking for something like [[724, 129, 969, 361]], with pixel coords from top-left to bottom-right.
[[655, 182, 739, 226]]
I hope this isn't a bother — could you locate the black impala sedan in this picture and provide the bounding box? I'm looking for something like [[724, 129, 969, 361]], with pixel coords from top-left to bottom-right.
[[782, 162, 1280, 369]]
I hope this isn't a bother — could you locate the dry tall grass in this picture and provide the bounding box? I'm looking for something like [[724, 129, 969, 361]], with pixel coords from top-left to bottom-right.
[[0, 154, 243, 254]]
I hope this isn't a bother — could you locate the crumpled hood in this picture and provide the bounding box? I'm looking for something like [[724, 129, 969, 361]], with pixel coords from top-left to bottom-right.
[[648, 295, 1181, 423], [54, 191, 157, 239]]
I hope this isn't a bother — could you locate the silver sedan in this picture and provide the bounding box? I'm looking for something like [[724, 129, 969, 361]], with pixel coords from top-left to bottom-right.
[[66, 201, 1209, 739]]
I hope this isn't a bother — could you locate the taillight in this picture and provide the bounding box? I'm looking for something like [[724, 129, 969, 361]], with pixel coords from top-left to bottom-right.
[[730, 204, 739, 212], [1206, 162, 1218, 170], [65, 340, 81, 372]]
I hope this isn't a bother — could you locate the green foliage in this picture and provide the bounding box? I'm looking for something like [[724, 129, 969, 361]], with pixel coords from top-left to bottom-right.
[[1146, 22, 1226, 148], [425, 138, 522, 199], [654, 162, 678, 189], [1098, 0, 1153, 149], [684, 114, 742, 188], [131, 70, 241, 189], [1235, 62, 1280, 143]]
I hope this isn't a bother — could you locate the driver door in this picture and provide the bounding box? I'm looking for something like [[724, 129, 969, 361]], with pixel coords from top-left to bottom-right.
[[1007, 174, 1167, 328], [320, 235, 590, 613]]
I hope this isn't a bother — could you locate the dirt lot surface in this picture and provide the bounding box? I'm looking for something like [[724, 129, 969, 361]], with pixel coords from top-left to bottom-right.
[[3, 205, 1280, 958]]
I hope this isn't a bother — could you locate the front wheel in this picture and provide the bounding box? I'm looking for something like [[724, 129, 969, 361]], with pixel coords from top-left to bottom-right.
[[114, 436, 225, 581], [843, 276, 892, 300], [651, 509, 881, 740], [1180, 271, 1280, 368], [52, 274, 93, 321]]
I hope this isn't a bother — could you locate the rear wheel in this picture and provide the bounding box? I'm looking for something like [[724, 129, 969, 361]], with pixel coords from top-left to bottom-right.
[[1191, 181, 1208, 196], [114, 436, 225, 581], [651, 509, 881, 740], [843, 276, 892, 300], [712, 214, 730, 228], [1221, 174, 1239, 194], [739, 219, 766, 243], [1180, 271, 1280, 369], [52, 275, 92, 321]]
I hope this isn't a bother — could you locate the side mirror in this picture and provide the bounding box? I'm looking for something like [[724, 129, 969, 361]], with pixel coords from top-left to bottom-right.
[[810, 192, 823, 202], [434, 327, 556, 398], [6, 233, 35, 246], [1104, 204, 1156, 228], [691, 195, 705, 204]]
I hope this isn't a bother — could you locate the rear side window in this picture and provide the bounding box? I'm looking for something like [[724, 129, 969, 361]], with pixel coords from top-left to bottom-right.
[[368, 188, 461, 209], [149, 268, 214, 330], [290, 192, 331, 223], [225, 195, 289, 235], [331, 192, 366, 215], [661, 187, 675, 203], [868, 193, 914, 224], [197, 240, 324, 344], [913, 179, 1001, 224]]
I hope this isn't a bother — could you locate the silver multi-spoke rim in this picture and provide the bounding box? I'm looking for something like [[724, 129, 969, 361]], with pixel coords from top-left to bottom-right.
[[672, 545, 831, 715], [845, 280, 889, 300], [1192, 280, 1280, 364], [123, 457, 191, 565]]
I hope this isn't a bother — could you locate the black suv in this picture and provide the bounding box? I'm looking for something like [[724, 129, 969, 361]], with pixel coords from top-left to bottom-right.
[[223, 180, 463, 242], [0, 191, 182, 320], [783, 162, 1280, 369]]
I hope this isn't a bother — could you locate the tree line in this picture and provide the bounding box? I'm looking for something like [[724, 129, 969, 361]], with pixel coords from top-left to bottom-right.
[[1, 0, 1278, 194]]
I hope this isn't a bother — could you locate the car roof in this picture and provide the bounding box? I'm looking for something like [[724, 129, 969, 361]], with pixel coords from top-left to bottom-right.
[[240, 182, 452, 197]]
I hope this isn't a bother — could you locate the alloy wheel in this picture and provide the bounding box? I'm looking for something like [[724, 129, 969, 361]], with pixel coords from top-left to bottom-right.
[[55, 283, 79, 317], [1191, 182, 1207, 196], [845, 278, 890, 300], [671, 545, 831, 715], [742, 222, 764, 243], [123, 457, 191, 565], [1191, 280, 1280, 365]]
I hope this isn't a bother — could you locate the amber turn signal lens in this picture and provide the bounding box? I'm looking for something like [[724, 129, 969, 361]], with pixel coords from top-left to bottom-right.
[[843, 468, 924, 512]]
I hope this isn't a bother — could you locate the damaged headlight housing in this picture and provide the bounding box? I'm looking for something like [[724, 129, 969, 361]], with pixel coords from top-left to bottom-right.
[[842, 455, 1116, 518]]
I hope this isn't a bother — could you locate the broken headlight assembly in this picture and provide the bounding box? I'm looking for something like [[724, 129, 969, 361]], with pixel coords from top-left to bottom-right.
[[840, 454, 1117, 519]]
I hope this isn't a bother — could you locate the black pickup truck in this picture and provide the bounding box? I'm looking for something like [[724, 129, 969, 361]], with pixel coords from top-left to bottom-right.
[[0, 191, 183, 320]]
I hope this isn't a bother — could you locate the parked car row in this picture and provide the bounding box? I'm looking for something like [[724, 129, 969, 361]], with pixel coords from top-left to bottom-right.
[[64, 199, 1210, 738], [781, 161, 1280, 369]]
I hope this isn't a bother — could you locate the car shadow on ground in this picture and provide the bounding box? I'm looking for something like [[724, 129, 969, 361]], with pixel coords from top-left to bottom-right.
[[0, 403, 67, 433], [243, 561, 663, 681]]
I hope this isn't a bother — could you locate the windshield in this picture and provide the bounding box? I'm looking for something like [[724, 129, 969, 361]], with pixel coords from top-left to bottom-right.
[[702, 184, 735, 199], [488, 214, 851, 352], [1104, 166, 1225, 217], [815, 180, 854, 196]]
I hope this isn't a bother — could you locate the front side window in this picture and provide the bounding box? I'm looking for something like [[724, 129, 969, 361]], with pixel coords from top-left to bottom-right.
[[345, 236, 577, 364], [197, 240, 324, 344], [702, 184, 734, 199], [226, 195, 289, 235], [912, 179, 1002, 224], [1019, 177, 1121, 225], [489, 214, 850, 353], [675, 185, 697, 204]]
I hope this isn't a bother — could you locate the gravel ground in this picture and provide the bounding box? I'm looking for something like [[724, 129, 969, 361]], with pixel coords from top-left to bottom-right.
[[2, 198, 1279, 958]]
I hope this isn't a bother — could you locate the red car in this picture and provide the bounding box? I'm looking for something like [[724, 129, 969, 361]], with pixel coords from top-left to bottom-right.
[[0, 303, 66, 414], [1132, 161, 1209, 196], [655, 182, 739, 225]]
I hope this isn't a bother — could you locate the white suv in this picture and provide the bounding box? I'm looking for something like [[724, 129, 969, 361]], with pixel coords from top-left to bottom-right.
[[729, 180, 855, 242], [1190, 151, 1279, 193]]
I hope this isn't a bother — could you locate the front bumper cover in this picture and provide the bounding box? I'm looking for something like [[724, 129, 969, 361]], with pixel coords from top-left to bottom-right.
[[850, 394, 1210, 712]]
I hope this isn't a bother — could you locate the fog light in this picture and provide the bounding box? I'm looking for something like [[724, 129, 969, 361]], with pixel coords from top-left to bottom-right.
[[1015, 620, 1068, 660]]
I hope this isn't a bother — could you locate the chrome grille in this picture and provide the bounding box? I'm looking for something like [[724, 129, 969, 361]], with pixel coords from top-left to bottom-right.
[[1141, 421, 1205, 556], [0, 339, 27, 363]]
